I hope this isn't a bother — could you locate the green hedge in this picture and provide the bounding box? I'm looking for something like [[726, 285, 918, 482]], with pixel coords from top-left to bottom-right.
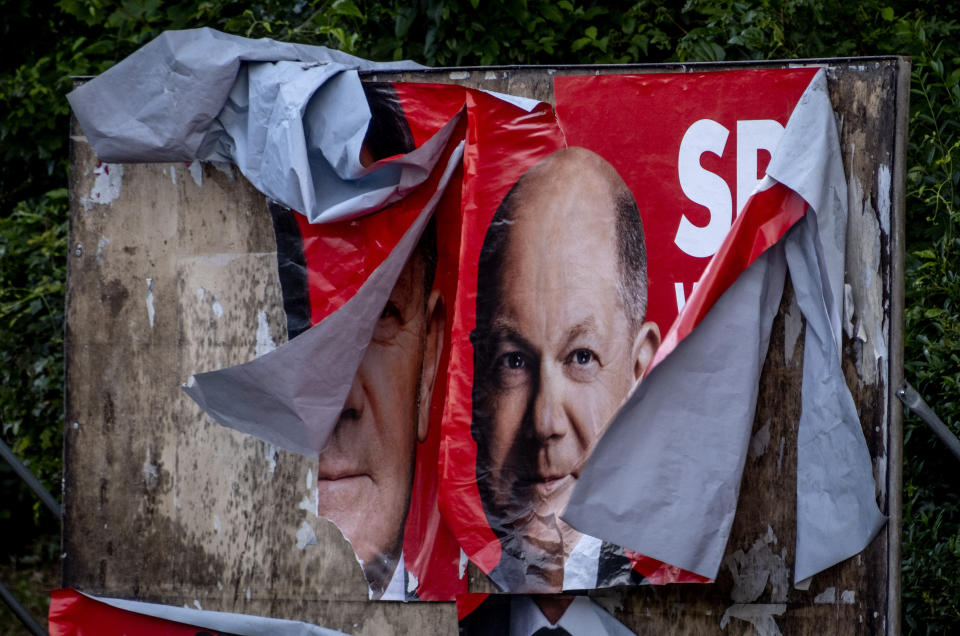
[[1, 0, 958, 631]]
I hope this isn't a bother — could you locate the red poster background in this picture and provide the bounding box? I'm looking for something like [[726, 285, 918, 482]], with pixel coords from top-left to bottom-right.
[[555, 69, 818, 331]]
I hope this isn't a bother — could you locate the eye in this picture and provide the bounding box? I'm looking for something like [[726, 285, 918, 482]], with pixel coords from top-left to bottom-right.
[[571, 349, 594, 365], [502, 351, 527, 370], [372, 301, 402, 342], [564, 348, 600, 382], [492, 350, 533, 389], [380, 301, 401, 320]]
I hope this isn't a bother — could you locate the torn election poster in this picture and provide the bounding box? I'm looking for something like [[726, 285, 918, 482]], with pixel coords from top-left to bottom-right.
[[67, 28, 885, 601]]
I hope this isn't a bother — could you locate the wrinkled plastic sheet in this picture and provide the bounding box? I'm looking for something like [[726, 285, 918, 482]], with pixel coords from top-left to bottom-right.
[[67, 27, 446, 223]]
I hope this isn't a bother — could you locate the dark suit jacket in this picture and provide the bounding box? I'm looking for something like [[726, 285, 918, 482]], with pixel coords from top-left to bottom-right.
[[459, 594, 636, 636]]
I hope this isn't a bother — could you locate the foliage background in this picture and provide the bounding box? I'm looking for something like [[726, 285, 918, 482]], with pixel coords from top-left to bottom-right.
[[1, 0, 958, 632]]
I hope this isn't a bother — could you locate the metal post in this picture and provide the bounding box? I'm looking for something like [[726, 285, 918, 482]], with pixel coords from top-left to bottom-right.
[[897, 381, 960, 465], [0, 438, 61, 520], [0, 437, 59, 634], [0, 580, 47, 636]]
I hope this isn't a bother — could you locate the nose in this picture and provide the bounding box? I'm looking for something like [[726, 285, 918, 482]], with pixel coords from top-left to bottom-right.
[[338, 371, 365, 424], [530, 364, 569, 443], [319, 370, 364, 457]]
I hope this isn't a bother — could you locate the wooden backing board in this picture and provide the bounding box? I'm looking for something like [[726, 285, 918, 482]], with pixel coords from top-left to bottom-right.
[[64, 57, 908, 634]]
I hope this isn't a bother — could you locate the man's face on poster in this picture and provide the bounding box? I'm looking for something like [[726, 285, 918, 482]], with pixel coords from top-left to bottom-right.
[[316, 246, 442, 595], [472, 148, 659, 580]]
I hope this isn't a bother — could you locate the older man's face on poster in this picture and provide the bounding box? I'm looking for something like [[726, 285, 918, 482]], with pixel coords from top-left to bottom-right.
[[315, 245, 442, 597]]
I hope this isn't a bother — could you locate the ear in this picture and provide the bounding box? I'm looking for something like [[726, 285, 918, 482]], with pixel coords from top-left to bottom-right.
[[418, 289, 445, 443], [632, 320, 661, 382]]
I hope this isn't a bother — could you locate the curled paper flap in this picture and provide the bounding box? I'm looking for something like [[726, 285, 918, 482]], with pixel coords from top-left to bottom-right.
[[67, 27, 422, 162], [205, 63, 464, 223], [67, 27, 442, 222], [53, 589, 347, 636], [562, 246, 787, 578], [479, 89, 543, 113], [785, 210, 886, 582], [183, 142, 465, 457], [770, 69, 885, 581], [766, 69, 849, 354]]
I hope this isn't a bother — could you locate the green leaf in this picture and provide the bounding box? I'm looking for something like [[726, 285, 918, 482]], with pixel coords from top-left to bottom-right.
[[332, 0, 364, 18], [571, 37, 591, 52], [541, 4, 562, 22], [394, 6, 416, 38], [880, 6, 894, 22]]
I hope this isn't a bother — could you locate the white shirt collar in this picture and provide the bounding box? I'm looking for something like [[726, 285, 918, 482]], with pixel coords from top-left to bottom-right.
[[509, 595, 608, 636], [378, 552, 406, 601], [562, 533, 602, 591]]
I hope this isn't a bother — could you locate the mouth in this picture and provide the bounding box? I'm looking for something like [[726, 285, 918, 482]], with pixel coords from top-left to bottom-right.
[[315, 454, 369, 483], [315, 457, 372, 483], [531, 473, 575, 502], [315, 473, 373, 508], [316, 471, 370, 482]]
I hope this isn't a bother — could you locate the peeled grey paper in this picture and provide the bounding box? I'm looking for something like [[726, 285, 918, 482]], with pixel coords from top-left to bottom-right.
[[68, 28, 421, 162], [182, 142, 464, 457], [765, 69, 848, 349], [767, 69, 885, 582], [67, 28, 451, 222], [785, 210, 886, 582], [84, 591, 347, 636], [200, 59, 461, 222], [561, 245, 787, 579]]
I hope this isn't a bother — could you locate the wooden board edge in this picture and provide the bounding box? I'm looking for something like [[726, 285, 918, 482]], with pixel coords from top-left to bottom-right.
[[886, 54, 912, 636]]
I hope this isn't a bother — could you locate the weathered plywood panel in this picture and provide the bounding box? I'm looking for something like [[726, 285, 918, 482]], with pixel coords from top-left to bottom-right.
[[65, 57, 907, 634], [63, 151, 373, 615]]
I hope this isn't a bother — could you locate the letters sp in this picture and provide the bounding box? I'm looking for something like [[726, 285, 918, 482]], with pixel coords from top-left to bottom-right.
[[674, 119, 784, 258]]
